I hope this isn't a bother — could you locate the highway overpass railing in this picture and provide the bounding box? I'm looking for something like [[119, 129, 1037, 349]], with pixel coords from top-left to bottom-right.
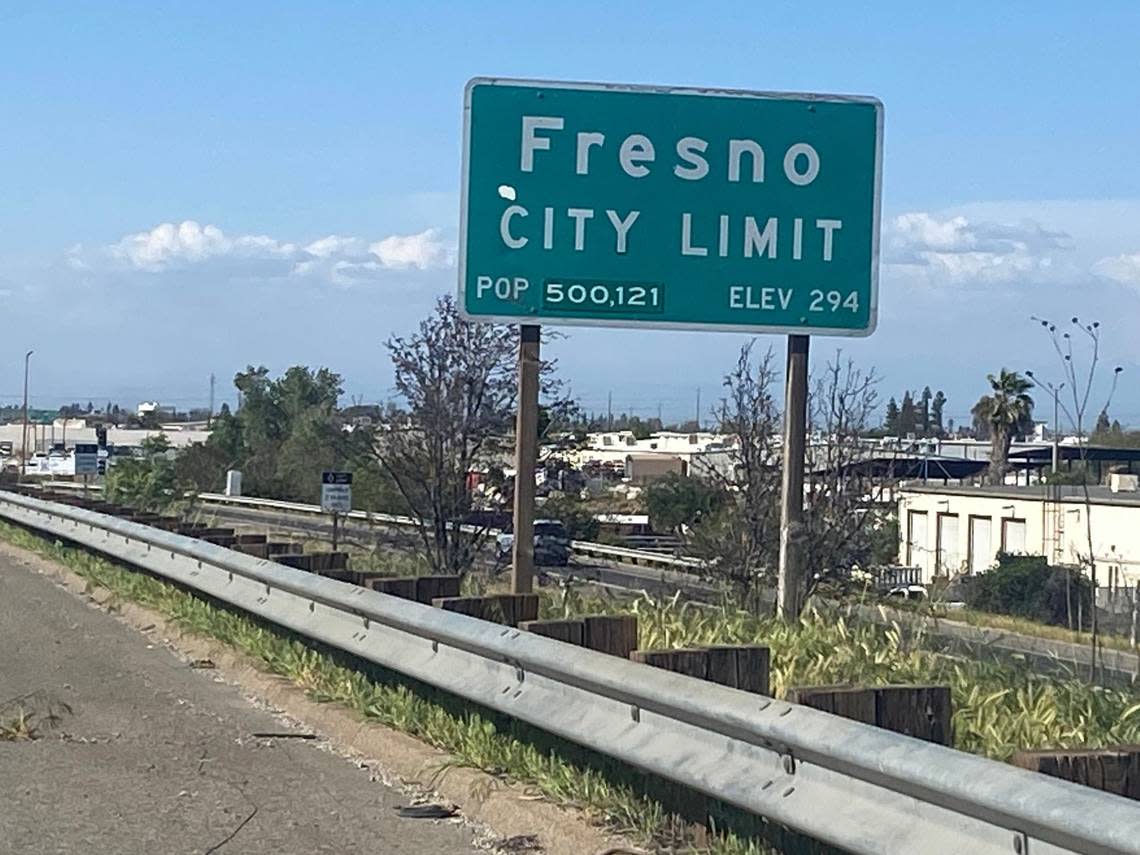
[[195, 492, 708, 572]]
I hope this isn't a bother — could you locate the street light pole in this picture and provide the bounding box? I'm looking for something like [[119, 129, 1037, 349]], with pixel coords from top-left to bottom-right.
[[20, 350, 33, 478]]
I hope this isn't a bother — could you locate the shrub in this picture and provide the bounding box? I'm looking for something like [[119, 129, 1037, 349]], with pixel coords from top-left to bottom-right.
[[966, 553, 1091, 628]]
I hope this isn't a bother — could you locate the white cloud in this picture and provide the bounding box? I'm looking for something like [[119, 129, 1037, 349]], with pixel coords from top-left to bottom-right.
[[304, 234, 366, 258], [1093, 253, 1140, 287], [84, 220, 455, 284], [109, 220, 297, 271], [368, 228, 453, 270], [885, 212, 1072, 287]]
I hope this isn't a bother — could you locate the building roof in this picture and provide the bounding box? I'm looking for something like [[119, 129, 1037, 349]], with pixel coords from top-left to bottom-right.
[[900, 482, 1140, 509], [835, 456, 988, 480], [1009, 444, 1140, 464]]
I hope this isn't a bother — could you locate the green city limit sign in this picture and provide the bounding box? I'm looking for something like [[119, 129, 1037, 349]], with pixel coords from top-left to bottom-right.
[[460, 78, 883, 336]]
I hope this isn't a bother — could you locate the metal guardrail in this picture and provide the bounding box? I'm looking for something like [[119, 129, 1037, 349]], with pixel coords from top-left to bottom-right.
[[195, 493, 708, 572], [2, 490, 1138, 854]]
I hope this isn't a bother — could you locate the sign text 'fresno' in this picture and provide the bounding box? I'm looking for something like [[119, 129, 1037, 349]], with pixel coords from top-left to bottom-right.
[[461, 79, 882, 335]]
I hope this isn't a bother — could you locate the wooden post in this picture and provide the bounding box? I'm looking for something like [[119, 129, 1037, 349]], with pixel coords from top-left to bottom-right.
[[433, 594, 539, 627], [630, 648, 709, 680], [786, 686, 876, 726], [511, 325, 541, 595], [874, 685, 953, 745], [583, 615, 639, 658], [521, 619, 585, 646], [787, 684, 953, 745], [778, 334, 810, 619], [414, 575, 462, 605], [705, 645, 771, 695], [367, 576, 419, 600], [1011, 747, 1140, 800]]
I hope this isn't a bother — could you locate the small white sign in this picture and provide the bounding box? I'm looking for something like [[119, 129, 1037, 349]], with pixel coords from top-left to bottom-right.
[[74, 443, 99, 476], [320, 471, 353, 513]]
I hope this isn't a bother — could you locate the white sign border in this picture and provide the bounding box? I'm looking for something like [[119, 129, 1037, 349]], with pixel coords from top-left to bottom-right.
[[458, 76, 883, 338]]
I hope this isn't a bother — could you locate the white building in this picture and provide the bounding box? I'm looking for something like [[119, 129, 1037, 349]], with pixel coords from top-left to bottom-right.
[[570, 431, 733, 469], [0, 423, 211, 454], [898, 477, 1140, 587]]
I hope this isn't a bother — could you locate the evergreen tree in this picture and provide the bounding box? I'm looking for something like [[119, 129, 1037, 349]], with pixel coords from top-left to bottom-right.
[[920, 386, 932, 435], [899, 391, 917, 437], [931, 390, 947, 436], [1095, 410, 1111, 435], [884, 397, 900, 433]]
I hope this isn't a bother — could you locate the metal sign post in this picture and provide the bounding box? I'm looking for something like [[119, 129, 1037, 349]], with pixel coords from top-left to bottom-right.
[[777, 335, 810, 618], [320, 472, 353, 552], [74, 443, 99, 487], [511, 325, 541, 594]]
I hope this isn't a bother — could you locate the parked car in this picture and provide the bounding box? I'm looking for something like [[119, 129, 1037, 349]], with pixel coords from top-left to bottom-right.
[[495, 519, 571, 566], [885, 584, 928, 601]]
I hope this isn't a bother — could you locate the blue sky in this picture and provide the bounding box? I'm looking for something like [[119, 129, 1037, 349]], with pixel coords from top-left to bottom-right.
[[3, 2, 1139, 426]]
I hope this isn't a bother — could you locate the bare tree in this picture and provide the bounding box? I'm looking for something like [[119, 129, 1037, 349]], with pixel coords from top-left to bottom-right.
[[691, 342, 782, 608], [694, 344, 890, 613], [800, 354, 890, 600], [1030, 315, 1124, 679], [375, 297, 518, 575], [376, 297, 569, 576]]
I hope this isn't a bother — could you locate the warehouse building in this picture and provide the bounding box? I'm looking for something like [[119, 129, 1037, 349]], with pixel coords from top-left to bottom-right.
[[898, 476, 1140, 587]]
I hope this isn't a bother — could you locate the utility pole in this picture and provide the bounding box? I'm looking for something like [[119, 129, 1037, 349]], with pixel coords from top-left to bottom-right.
[[20, 350, 33, 479], [511, 325, 540, 594], [209, 373, 216, 427], [777, 335, 810, 619], [607, 391, 613, 431], [695, 387, 701, 430]]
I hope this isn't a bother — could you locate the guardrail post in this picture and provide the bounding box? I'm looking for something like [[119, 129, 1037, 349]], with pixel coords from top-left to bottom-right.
[[583, 615, 639, 658], [631, 648, 709, 680], [1011, 747, 1140, 800], [414, 575, 462, 605], [705, 645, 770, 696], [520, 619, 585, 646], [787, 685, 953, 745], [433, 594, 539, 627], [367, 577, 419, 599]]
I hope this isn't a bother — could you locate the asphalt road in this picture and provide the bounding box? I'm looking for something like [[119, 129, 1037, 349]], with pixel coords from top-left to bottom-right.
[[198, 502, 723, 597], [0, 552, 479, 855]]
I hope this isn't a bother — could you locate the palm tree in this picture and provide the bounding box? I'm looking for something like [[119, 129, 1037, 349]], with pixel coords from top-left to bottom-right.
[[975, 369, 1034, 484]]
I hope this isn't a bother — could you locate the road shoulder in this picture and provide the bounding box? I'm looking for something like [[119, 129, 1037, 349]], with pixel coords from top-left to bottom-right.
[[0, 538, 623, 855]]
